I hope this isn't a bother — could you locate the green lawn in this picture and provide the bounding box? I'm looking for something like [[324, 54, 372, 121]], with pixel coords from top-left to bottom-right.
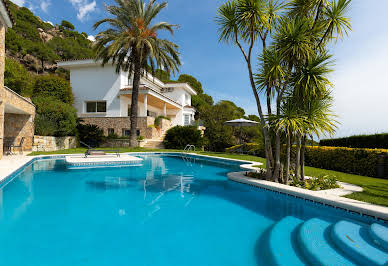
[[28, 148, 388, 207]]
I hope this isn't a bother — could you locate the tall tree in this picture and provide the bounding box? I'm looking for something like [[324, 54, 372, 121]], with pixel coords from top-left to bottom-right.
[[93, 0, 181, 146], [217, 0, 351, 182]]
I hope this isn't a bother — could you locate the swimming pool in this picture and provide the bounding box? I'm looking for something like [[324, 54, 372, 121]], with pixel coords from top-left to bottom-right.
[[0, 153, 387, 265]]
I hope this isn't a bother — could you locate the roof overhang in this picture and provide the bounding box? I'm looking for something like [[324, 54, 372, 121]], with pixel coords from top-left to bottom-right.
[[0, 0, 13, 29], [120, 86, 182, 109], [57, 59, 99, 69], [164, 82, 197, 96]]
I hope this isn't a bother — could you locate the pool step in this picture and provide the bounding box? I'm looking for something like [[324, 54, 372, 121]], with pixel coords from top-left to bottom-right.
[[267, 217, 388, 266], [370, 223, 388, 251], [268, 216, 306, 266], [332, 220, 388, 266], [297, 218, 355, 266]]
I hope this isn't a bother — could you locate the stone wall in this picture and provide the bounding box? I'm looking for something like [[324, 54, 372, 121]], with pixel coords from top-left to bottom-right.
[[32, 136, 77, 152], [4, 113, 34, 151], [81, 116, 172, 139], [0, 23, 5, 159]]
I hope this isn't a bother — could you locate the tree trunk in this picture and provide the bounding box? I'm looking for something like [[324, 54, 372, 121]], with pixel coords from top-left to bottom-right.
[[273, 132, 281, 182], [130, 52, 141, 147], [285, 133, 291, 185], [295, 132, 301, 180], [301, 135, 306, 181]]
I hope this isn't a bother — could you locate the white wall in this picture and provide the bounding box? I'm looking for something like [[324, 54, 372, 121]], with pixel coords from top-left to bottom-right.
[[70, 65, 122, 117]]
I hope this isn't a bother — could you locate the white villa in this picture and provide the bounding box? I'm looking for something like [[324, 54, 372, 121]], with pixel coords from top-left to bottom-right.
[[58, 59, 198, 143]]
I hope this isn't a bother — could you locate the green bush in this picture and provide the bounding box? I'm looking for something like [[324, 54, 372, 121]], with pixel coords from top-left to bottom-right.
[[77, 123, 105, 148], [290, 174, 340, 191], [61, 20, 75, 30], [303, 146, 388, 178], [33, 96, 77, 137], [320, 133, 388, 149], [33, 75, 73, 104], [163, 126, 203, 149], [5, 57, 34, 96]]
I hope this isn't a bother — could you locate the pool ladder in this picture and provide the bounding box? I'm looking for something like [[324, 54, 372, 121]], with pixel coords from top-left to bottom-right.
[[183, 144, 196, 153]]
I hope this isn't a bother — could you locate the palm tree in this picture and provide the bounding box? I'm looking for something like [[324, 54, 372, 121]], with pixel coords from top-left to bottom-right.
[[290, 51, 335, 179], [299, 93, 337, 180], [93, 0, 181, 146], [270, 96, 305, 184], [216, 0, 285, 181]]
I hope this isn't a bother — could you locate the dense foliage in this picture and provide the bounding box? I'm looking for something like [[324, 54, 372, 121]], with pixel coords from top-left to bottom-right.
[[225, 143, 265, 157], [320, 133, 388, 149], [163, 126, 204, 149], [77, 123, 105, 148], [304, 146, 388, 178], [33, 75, 73, 104], [33, 96, 77, 137], [5, 0, 93, 73], [4, 57, 34, 95], [290, 174, 340, 191]]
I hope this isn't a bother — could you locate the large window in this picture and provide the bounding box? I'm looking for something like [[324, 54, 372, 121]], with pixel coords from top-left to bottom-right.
[[86, 101, 106, 113]]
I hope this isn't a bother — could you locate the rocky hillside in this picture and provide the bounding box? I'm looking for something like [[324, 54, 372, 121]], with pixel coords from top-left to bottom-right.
[[5, 0, 94, 75]]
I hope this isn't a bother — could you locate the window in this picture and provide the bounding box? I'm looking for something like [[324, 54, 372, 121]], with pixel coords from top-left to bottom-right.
[[108, 128, 114, 135], [86, 101, 106, 113], [184, 114, 191, 126], [122, 129, 140, 137], [122, 129, 131, 137]]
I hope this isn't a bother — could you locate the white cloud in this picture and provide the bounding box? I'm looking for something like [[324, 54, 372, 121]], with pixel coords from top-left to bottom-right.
[[69, 0, 97, 21], [87, 35, 95, 42], [13, 0, 25, 6], [45, 20, 53, 26], [40, 0, 51, 13]]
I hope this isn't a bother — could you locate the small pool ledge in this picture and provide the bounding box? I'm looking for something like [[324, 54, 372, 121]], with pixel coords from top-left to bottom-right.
[[228, 171, 388, 221]]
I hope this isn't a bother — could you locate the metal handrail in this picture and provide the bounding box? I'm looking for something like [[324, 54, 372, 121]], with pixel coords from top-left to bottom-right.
[[183, 144, 195, 152]]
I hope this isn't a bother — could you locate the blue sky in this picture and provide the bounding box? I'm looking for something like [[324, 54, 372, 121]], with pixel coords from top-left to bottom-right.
[[12, 0, 388, 138]]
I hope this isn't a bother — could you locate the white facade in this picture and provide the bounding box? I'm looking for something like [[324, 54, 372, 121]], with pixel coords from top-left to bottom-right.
[[58, 59, 197, 127]]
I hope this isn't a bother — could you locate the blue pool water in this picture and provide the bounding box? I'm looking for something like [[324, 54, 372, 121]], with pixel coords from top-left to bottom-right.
[[0, 154, 386, 265]]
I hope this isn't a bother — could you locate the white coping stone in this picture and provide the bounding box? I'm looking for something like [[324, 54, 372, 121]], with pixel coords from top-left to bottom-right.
[[0, 153, 387, 220], [65, 154, 143, 165], [227, 171, 388, 221]]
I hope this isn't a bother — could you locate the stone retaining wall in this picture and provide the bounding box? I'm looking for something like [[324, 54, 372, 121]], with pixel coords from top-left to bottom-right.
[[33, 136, 77, 152]]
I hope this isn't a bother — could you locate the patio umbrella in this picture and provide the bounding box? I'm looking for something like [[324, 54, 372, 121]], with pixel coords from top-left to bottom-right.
[[224, 118, 259, 144]]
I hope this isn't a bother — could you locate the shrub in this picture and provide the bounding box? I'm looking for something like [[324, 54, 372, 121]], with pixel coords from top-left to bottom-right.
[[290, 174, 340, 191], [303, 146, 388, 178], [33, 96, 77, 137], [163, 126, 203, 149], [77, 123, 105, 148], [320, 133, 388, 149], [33, 75, 74, 104], [154, 115, 170, 128]]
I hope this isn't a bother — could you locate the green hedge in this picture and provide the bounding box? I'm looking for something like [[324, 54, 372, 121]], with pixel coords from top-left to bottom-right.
[[320, 133, 388, 149], [225, 143, 265, 157], [304, 146, 388, 178], [163, 126, 203, 149]]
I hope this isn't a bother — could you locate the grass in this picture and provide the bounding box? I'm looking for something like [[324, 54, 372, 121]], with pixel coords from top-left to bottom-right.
[[28, 148, 388, 207]]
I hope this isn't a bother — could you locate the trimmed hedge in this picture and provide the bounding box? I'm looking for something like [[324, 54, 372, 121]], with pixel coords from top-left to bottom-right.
[[225, 144, 388, 178], [304, 146, 388, 178], [320, 133, 388, 149], [163, 126, 203, 149]]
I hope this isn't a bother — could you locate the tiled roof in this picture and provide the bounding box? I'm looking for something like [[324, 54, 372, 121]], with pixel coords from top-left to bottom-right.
[[2, 0, 15, 25]]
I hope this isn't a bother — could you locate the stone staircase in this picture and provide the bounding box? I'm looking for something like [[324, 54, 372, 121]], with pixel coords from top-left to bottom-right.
[[265, 216, 388, 265], [143, 132, 166, 149]]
